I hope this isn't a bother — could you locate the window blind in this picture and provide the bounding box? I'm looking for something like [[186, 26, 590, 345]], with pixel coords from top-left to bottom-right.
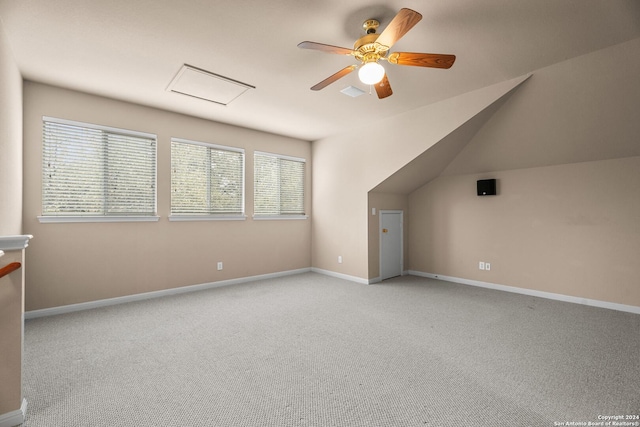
[[254, 152, 305, 216], [171, 139, 244, 215], [42, 117, 157, 216]]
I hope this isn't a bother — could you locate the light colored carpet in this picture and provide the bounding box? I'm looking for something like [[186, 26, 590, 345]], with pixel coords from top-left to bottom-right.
[[22, 273, 640, 426]]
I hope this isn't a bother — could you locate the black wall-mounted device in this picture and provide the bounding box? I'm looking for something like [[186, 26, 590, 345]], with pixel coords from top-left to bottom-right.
[[477, 179, 497, 196]]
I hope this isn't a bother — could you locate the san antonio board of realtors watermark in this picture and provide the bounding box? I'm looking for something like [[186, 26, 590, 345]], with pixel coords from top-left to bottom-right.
[[553, 414, 640, 426]]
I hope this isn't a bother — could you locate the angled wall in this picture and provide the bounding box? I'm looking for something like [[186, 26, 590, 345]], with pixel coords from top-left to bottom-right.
[[0, 20, 22, 235], [312, 75, 530, 281], [367, 93, 517, 279]]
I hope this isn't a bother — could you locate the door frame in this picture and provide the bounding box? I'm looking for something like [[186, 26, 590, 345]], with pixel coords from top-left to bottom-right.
[[379, 210, 404, 280]]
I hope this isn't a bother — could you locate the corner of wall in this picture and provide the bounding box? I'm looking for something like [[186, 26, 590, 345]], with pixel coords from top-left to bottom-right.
[[0, 19, 23, 236]]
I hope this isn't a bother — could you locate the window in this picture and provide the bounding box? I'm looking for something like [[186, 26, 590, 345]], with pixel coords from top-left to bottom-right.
[[41, 117, 157, 222], [171, 138, 244, 219], [254, 151, 306, 218]]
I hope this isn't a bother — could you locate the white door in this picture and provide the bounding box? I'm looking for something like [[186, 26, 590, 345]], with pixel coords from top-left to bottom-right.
[[380, 210, 403, 281]]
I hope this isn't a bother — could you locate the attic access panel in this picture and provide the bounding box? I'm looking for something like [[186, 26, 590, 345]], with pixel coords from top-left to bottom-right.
[[167, 64, 255, 106]]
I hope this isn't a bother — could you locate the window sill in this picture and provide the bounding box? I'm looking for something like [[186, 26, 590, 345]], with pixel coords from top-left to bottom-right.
[[253, 215, 308, 221], [38, 216, 160, 223], [169, 215, 247, 222]]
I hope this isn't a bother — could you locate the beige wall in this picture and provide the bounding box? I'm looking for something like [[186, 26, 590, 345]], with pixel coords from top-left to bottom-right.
[[23, 82, 311, 311], [0, 21, 22, 235], [408, 157, 640, 307]]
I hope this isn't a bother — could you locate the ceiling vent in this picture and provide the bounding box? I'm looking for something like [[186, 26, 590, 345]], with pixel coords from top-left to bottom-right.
[[167, 64, 255, 106], [340, 85, 365, 98]]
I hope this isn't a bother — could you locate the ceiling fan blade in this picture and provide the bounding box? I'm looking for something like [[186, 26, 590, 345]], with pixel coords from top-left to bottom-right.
[[310, 65, 357, 91], [388, 52, 456, 69], [375, 8, 423, 50], [374, 74, 393, 99], [297, 41, 355, 56]]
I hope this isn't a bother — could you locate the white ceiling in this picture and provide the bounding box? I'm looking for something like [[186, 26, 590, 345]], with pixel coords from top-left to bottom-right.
[[1, 0, 639, 141]]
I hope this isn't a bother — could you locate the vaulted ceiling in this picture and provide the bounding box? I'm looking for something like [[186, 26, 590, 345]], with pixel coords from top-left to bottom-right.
[[1, 0, 639, 141]]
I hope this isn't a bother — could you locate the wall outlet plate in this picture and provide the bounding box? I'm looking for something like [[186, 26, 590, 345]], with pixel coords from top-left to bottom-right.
[[217, 262, 223, 270], [479, 261, 485, 270]]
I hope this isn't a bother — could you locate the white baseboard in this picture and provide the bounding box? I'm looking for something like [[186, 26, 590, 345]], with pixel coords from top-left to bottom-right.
[[310, 268, 369, 285], [25, 268, 312, 319], [408, 270, 640, 315], [27, 268, 637, 318], [0, 399, 27, 427]]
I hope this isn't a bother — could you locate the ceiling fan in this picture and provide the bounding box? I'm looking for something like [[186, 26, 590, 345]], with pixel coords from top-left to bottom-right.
[[298, 8, 456, 99]]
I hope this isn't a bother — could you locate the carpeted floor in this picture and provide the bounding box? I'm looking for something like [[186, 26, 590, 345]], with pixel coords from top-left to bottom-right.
[[22, 273, 640, 426]]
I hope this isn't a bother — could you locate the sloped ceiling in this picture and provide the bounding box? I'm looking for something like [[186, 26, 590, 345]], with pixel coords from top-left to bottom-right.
[[371, 34, 640, 194], [1, 0, 639, 141], [441, 38, 640, 176], [370, 88, 515, 194]]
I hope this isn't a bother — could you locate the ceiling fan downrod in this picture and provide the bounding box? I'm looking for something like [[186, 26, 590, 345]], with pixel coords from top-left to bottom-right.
[[363, 19, 379, 34]]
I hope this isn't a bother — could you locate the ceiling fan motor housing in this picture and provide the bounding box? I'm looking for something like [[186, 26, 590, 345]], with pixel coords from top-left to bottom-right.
[[354, 33, 379, 51], [353, 19, 394, 63], [354, 35, 389, 63]]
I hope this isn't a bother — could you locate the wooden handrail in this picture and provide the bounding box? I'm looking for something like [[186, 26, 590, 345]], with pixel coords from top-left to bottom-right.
[[0, 262, 21, 279]]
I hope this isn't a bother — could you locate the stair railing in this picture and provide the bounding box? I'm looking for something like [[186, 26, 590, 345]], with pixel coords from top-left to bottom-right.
[[0, 262, 21, 279]]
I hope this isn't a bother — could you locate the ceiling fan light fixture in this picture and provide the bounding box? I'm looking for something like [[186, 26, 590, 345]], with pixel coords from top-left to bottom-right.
[[358, 61, 385, 85]]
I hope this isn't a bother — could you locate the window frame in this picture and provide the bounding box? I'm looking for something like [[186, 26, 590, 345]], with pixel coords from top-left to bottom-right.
[[253, 151, 307, 220], [169, 137, 246, 221], [39, 116, 159, 223]]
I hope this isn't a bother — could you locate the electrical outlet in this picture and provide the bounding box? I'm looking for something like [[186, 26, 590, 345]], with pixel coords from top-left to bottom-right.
[[217, 262, 223, 271], [479, 261, 485, 270], [485, 263, 491, 271], [338, 256, 343, 264]]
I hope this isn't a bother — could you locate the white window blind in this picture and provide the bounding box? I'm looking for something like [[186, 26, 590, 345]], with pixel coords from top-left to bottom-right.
[[42, 117, 157, 217], [171, 138, 244, 216], [254, 151, 305, 217]]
